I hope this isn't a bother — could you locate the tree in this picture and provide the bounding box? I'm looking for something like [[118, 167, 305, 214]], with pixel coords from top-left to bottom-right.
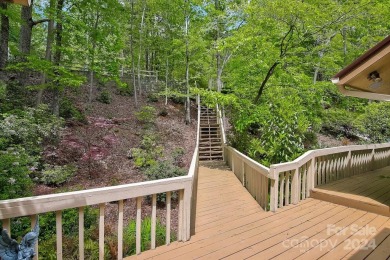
[[0, 3, 9, 69]]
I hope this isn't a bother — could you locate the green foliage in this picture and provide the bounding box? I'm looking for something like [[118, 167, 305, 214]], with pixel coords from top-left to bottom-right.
[[97, 89, 112, 104], [135, 106, 157, 125], [356, 102, 390, 143], [0, 81, 6, 102], [38, 207, 100, 259], [0, 105, 64, 155], [59, 98, 87, 123], [40, 164, 77, 186], [158, 109, 168, 117], [118, 84, 134, 96], [147, 93, 159, 102], [123, 217, 174, 256], [145, 160, 186, 181], [129, 133, 163, 168], [0, 79, 33, 113], [7, 56, 85, 92], [322, 108, 360, 138], [172, 147, 185, 165], [0, 147, 35, 200]]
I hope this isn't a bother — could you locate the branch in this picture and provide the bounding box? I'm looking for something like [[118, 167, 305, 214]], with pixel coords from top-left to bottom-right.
[[32, 18, 50, 26], [254, 61, 280, 103]]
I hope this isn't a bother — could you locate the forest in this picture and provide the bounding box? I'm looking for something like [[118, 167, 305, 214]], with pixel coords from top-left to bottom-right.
[[1, 0, 390, 258]]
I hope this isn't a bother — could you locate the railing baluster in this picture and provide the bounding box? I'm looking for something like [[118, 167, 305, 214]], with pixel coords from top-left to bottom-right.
[[166, 191, 171, 245], [136, 197, 142, 254], [178, 190, 184, 241], [99, 203, 105, 260], [56, 211, 63, 260], [31, 215, 38, 260], [285, 171, 290, 205], [79, 207, 85, 260], [151, 194, 157, 249], [279, 173, 285, 208], [242, 161, 245, 186], [118, 200, 124, 260], [2, 218, 10, 235], [292, 168, 299, 204]]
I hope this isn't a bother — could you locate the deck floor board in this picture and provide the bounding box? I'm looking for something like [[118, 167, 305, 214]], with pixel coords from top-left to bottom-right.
[[126, 166, 390, 260]]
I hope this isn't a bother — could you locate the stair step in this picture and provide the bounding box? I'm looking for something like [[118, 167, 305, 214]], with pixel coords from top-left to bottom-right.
[[199, 151, 223, 155], [200, 126, 220, 129], [199, 147, 222, 151], [199, 142, 221, 146], [199, 156, 223, 160]]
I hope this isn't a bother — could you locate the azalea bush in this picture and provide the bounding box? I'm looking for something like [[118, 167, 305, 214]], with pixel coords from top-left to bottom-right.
[[0, 146, 36, 200], [0, 105, 64, 155]]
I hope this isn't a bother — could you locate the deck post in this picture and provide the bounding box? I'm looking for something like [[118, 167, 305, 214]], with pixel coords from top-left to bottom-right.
[[269, 168, 278, 212], [184, 182, 192, 241]]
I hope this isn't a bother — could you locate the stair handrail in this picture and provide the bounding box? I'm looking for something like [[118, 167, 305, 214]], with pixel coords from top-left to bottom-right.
[[216, 104, 227, 145]]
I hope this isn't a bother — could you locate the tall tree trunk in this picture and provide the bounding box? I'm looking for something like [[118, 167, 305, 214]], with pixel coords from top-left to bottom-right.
[[185, 0, 190, 124], [19, 0, 34, 58], [88, 11, 100, 104], [137, 1, 146, 97], [215, 0, 222, 92], [0, 3, 9, 70], [130, 0, 137, 107], [37, 0, 55, 105], [165, 57, 168, 105], [342, 26, 347, 64], [52, 0, 64, 116]]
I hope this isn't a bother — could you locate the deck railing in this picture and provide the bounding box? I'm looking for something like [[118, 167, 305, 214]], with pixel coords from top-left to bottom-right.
[[269, 143, 390, 212], [216, 105, 390, 213], [0, 99, 200, 260], [216, 105, 272, 210]]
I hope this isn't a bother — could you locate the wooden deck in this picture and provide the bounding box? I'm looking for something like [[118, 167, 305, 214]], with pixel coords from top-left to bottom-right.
[[312, 166, 390, 217], [127, 166, 390, 260]]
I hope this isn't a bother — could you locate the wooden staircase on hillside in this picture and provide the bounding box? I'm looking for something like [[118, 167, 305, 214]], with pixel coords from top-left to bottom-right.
[[199, 106, 223, 161]]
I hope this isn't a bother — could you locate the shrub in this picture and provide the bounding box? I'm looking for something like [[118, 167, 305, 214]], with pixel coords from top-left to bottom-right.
[[147, 93, 159, 102], [0, 80, 5, 102], [118, 84, 134, 96], [172, 147, 184, 166], [60, 98, 87, 123], [0, 79, 33, 113], [356, 102, 390, 143], [135, 106, 156, 124], [40, 164, 76, 186], [123, 217, 174, 256], [97, 89, 111, 104], [144, 160, 186, 181], [0, 146, 35, 200], [129, 134, 163, 168], [158, 109, 168, 117], [0, 105, 64, 155], [321, 108, 360, 138]]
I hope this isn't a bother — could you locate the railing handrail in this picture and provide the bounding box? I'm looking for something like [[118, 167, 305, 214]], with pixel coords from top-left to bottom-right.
[[0, 96, 201, 248], [270, 143, 390, 176], [225, 146, 271, 178], [0, 176, 192, 219], [216, 104, 227, 145]]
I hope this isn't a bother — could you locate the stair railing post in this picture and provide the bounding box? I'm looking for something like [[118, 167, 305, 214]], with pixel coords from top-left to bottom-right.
[[269, 168, 278, 212]]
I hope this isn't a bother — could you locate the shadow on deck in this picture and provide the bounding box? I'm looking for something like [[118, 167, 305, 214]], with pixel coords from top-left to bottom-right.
[[127, 166, 390, 260], [312, 166, 390, 217]]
